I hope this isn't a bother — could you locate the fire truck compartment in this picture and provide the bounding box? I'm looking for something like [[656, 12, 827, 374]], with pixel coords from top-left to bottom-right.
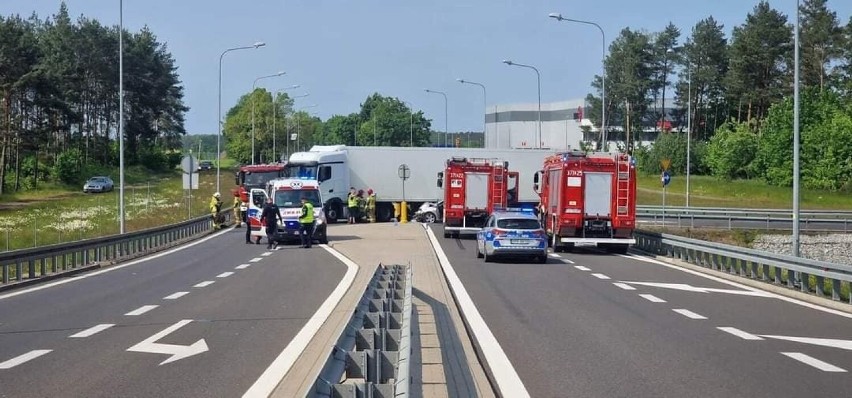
[[465, 172, 489, 209], [583, 172, 612, 216]]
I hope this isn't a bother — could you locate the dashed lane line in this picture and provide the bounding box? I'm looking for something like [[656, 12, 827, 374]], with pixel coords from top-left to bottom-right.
[[163, 292, 189, 300], [249, 258, 263, 263], [638, 294, 666, 303], [562, 259, 575, 264], [193, 281, 215, 288], [235, 264, 251, 269], [781, 352, 847, 372], [69, 324, 115, 338], [261, 252, 272, 257], [613, 283, 636, 291], [574, 265, 591, 271], [217, 272, 234, 278], [591, 273, 611, 280], [672, 309, 707, 320], [548, 253, 561, 258], [717, 327, 764, 341], [124, 305, 158, 316], [0, 350, 52, 370]]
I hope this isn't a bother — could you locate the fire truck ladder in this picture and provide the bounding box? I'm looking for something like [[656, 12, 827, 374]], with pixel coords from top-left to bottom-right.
[[491, 162, 506, 209], [616, 156, 630, 215]]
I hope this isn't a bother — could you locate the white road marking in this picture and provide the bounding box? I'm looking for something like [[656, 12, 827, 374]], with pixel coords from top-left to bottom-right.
[[638, 294, 666, 303], [620, 254, 852, 320], [125, 305, 158, 316], [249, 258, 263, 263], [421, 227, 530, 398], [718, 327, 764, 340], [193, 281, 215, 288], [235, 264, 251, 269], [621, 281, 772, 297], [163, 292, 189, 300], [781, 352, 846, 372], [0, 350, 52, 369], [127, 319, 208, 365], [612, 282, 636, 291], [216, 272, 234, 278], [548, 253, 561, 258], [0, 227, 233, 301], [672, 309, 707, 320], [591, 273, 611, 280], [243, 244, 357, 398], [574, 265, 591, 271], [759, 334, 852, 351], [69, 324, 115, 338], [261, 252, 272, 257], [562, 259, 575, 264]]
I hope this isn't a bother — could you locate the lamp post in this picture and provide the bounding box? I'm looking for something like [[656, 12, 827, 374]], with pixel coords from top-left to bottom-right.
[[251, 71, 286, 165], [793, 0, 801, 257], [686, 60, 692, 207], [217, 41, 265, 193], [297, 104, 318, 152], [287, 93, 309, 158], [502, 60, 541, 149], [119, 0, 125, 233], [424, 89, 448, 146], [272, 85, 300, 162], [457, 78, 487, 147], [549, 13, 607, 145], [402, 101, 415, 147]]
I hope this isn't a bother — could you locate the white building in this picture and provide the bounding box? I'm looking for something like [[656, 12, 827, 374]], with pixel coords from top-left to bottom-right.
[[485, 99, 593, 151]]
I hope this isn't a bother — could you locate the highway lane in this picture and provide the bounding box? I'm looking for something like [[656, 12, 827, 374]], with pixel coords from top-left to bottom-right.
[[434, 233, 852, 398], [0, 228, 346, 398]]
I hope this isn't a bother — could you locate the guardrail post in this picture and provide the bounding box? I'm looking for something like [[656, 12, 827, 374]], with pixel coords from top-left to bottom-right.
[[799, 272, 809, 293], [832, 279, 842, 301], [28, 259, 36, 279], [774, 266, 782, 285], [2, 263, 7, 284], [815, 276, 825, 297]]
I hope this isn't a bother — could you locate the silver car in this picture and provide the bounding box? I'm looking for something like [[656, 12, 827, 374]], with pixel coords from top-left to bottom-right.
[[476, 210, 548, 263], [83, 176, 114, 193]]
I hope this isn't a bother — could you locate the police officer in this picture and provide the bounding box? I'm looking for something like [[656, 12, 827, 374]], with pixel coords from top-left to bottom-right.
[[260, 197, 283, 249], [299, 195, 315, 248], [210, 192, 222, 230]]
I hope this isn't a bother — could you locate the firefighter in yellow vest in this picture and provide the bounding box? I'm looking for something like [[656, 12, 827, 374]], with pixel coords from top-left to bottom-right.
[[299, 196, 315, 248], [210, 192, 223, 230], [366, 189, 377, 223], [232, 191, 242, 228]]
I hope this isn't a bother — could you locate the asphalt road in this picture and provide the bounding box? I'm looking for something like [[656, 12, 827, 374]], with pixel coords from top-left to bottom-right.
[[435, 233, 852, 398], [0, 228, 346, 398]]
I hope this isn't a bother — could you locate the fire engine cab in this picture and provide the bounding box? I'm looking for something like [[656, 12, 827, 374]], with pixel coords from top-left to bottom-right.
[[247, 178, 329, 245], [437, 157, 519, 238], [534, 151, 636, 254]]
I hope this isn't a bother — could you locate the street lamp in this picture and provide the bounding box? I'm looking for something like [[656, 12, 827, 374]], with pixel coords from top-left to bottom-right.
[[297, 104, 318, 152], [457, 78, 487, 147], [793, 0, 801, 257], [424, 89, 448, 146], [272, 85, 300, 162], [502, 60, 541, 149], [549, 13, 607, 146], [252, 71, 286, 164], [217, 41, 265, 193], [119, 0, 125, 233]]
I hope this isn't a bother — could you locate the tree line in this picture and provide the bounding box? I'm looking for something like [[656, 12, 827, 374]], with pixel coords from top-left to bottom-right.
[[0, 3, 187, 192], [590, 0, 852, 190]]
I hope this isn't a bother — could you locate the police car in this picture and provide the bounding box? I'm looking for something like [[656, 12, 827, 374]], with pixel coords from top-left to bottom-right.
[[475, 209, 547, 263]]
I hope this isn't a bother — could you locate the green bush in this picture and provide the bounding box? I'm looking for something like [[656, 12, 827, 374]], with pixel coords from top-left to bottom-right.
[[705, 120, 758, 180], [53, 148, 84, 184]]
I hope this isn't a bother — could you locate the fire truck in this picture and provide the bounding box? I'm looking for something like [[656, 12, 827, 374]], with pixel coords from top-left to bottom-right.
[[246, 177, 329, 245], [233, 163, 288, 219], [437, 157, 519, 238], [534, 151, 636, 254]]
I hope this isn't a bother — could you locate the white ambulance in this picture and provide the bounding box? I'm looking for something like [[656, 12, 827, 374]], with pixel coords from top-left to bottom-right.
[[247, 177, 329, 245]]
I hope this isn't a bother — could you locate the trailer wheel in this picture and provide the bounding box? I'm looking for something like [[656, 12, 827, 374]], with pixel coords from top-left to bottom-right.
[[377, 203, 394, 222]]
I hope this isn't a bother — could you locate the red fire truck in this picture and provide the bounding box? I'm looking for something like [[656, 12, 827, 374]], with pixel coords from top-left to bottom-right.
[[233, 164, 288, 200], [437, 157, 519, 238], [534, 151, 636, 254]]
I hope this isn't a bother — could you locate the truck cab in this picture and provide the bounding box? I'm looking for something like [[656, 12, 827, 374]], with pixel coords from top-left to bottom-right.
[[247, 178, 329, 245], [286, 146, 349, 223]]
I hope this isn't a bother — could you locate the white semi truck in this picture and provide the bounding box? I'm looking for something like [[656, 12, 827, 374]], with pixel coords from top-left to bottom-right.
[[286, 145, 551, 222]]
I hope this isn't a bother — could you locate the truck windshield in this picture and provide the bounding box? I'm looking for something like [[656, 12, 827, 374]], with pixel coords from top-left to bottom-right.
[[242, 171, 283, 186], [497, 218, 541, 230], [285, 164, 318, 179], [274, 190, 321, 208]]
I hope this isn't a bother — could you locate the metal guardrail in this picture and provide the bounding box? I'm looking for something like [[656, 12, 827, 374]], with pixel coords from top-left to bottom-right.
[[638, 205, 852, 219], [637, 206, 851, 232], [310, 264, 412, 398], [0, 211, 230, 287], [633, 230, 852, 304]]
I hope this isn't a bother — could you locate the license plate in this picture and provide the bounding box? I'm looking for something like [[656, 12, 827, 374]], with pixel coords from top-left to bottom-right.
[[510, 239, 529, 244]]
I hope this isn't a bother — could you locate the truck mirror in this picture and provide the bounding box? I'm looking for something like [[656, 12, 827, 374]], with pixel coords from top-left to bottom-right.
[[533, 172, 540, 184], [533, 183, 539, 193], [437, 172, 444, 188]]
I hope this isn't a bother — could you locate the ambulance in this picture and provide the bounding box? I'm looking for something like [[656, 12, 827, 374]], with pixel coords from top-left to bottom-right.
[[247, 178, 329, 245]]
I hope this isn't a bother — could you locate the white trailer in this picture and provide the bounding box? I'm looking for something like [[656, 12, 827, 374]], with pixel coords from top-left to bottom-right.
[[286, 145, 552, 222]]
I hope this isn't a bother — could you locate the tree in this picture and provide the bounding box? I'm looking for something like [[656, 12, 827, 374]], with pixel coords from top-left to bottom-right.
[[837, 17, 852, 97], [650, 23, 681, 132], [725, 1, 793, 124], [800, 0, 843, 91], [323, 114, 361, 146], [354, 93, 431, 147]]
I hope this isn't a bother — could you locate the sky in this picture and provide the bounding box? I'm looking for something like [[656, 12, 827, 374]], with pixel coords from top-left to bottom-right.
[[3, 1, 850, 134]]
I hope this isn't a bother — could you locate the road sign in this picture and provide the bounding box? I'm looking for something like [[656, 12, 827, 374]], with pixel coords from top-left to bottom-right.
[[661, 170, 671, 187], [660, 158, 671, 171], [182, 173, 199, 190], [127, 319, 208, 365], [180, 155, 198, 174], [398, 164, 411, 180]]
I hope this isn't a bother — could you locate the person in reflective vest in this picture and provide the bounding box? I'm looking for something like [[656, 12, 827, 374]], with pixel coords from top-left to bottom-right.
[[347, 187, 358, 224], [366, 189, 376, 223], [210, 192, 222, 230], [232, 191, 242, 228], [299, 196, 315, 248]]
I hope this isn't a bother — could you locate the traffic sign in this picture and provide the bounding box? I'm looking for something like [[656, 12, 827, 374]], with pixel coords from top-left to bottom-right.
[[660, 158, 671, 171], [398, 164, 411, 180], [180, 155, 198, 174], [661, 170, 671, 187]]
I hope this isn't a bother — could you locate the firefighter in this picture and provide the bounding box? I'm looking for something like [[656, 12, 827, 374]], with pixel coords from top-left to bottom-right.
[[210, 192, 223, 230], [366, 189, 376, 223], [357, 189, 366, 222], [299, 195, 315, 248], [233, 191, 242, 228]]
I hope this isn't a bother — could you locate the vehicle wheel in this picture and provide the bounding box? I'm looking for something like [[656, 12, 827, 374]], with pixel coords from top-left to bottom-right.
[[536, 254, 547, 264], [564, 243, 575, 253], [325, 202, 342, 224], [476, 246, 483, 258], [377, 204, 394, 222], [443, 227, 451, 238], [483, 250, 494, 263], [424, 212, 437, 223]]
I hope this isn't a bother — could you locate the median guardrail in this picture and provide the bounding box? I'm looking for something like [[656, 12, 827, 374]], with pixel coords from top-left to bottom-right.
[[310, 263, 412, 398], [633, 230, 852, 304], [0, 211, 231, 288], [637, 206, 851, 232], [638, 205, 852, 219]]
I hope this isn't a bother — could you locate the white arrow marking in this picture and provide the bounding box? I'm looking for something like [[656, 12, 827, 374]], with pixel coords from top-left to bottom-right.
[[235, 264, 251, 269], [761, 335, 852, 351], [70, 324, 115, 338], [249, 258, 262, 263], [127, 319, 208, 365], [623, 281, 772, 297], [781, 352, 846, 372]]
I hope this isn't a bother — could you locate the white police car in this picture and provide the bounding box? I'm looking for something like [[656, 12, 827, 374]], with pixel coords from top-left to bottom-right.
[[476, 209, 548, 263]]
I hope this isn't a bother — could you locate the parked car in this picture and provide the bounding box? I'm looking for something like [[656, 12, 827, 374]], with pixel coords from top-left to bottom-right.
[[476, 209, 548, 263], [198, 160, 213, 171], [83, 176, 114, 193]]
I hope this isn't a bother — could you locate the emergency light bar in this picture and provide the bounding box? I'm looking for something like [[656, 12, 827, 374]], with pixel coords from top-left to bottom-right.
[[493, 206, 535, 213]]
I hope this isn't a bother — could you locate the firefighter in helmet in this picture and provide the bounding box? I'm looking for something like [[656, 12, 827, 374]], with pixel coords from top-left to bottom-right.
[[366, 189, 377, 223], [232, 191, 242, 228], [210, 192, 223, 230]]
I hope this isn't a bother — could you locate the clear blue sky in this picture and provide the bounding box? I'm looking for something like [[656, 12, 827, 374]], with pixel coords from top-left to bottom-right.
[[6, 1, 850, 134]]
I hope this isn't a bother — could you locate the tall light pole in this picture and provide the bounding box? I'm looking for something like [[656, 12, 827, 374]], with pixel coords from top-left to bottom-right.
[[549, 13, 607, 145], [217, 41, 265, 193], [457, 78, 487, 147], [272, 85, 300, 162], [686, 61, 692, 207], [502, 60, 541, 148], [425, 89, 448, 146], [287, 93, 309, 158], [119, 0, 125, 233], [251, 71, 286, 164], [793, 0, 801, 257], [402, 101, 415, 147], [297, 104, 318, 152]]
